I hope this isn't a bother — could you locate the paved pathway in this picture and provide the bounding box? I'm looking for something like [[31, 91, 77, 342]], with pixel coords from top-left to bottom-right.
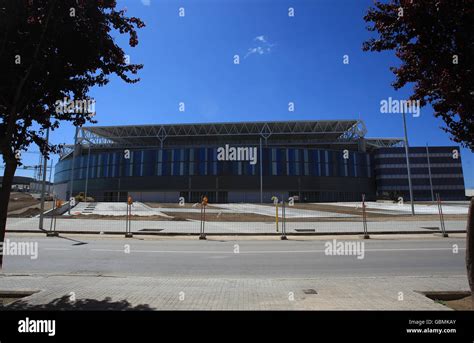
[[0, 274, 468, 310]]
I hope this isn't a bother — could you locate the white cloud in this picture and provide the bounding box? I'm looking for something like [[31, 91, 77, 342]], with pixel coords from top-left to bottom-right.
[[141, 0, 151, 6], [245, 35, 275, 59]]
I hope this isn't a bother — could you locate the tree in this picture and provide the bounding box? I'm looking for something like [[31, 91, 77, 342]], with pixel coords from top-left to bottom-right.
[[362, 0, 474, 150], [0, 0, 145, 268]]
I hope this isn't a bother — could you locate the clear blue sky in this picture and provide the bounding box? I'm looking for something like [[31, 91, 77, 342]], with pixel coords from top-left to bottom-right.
[[15, 0, 474, 187]]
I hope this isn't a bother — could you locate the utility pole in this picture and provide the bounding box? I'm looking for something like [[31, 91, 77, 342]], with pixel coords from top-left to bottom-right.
[[402, 110, 415, 215]]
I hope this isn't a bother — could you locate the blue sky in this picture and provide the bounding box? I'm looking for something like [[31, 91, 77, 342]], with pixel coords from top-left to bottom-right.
[[15, 0, 473, 187]]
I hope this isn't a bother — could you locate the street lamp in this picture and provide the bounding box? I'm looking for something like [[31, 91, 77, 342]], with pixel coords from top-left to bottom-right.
[[83, 140, 92, 201], [68, 126, 79, 214], [402, 109, 415, 216], [426, 144, 435, 202], [38, 126, 50, 231]]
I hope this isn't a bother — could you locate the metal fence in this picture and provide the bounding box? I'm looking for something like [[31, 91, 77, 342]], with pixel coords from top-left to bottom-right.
[[6, 191, 469, 238]]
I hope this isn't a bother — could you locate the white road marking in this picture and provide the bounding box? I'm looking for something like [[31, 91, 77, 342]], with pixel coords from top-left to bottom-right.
[[89, 247, 465, 254]]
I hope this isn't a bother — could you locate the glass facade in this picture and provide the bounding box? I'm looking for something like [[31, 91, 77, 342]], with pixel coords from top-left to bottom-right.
[[55, 147, 372, 183], [374, 147, 465, 200]]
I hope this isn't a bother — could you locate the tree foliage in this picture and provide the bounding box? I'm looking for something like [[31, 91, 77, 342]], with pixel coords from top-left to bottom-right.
[[0, 0, 145, 267], [0, 0, 144, 158], [363, 0, 474, 150]]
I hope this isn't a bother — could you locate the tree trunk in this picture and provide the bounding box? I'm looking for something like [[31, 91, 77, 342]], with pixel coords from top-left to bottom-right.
[[466, 198, 474, 309], [0, 158, 17, 269]]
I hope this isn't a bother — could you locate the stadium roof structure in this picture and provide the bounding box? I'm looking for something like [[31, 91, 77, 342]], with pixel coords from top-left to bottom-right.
[[59, 120, 404, 158]]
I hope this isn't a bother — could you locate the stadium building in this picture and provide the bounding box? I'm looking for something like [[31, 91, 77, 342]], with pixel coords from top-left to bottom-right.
[[53, 120, 466, 203]]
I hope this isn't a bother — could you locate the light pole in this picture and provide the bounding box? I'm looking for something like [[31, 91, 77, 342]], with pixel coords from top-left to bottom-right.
[[39, 127, 50, 231], [402, 110, 415, 215], [48, 157, 53, 187], [84, 142, 91, 200], [68, 127, 79, 214], [426, 144, 435, 202], [259, 137, 263, 204]]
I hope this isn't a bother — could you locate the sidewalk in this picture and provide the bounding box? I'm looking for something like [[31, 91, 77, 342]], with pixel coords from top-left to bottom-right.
[[0, 274, 468, 310]]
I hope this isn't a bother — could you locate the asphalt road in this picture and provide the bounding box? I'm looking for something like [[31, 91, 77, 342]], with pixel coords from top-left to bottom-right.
[[1, 234, 466, 278]]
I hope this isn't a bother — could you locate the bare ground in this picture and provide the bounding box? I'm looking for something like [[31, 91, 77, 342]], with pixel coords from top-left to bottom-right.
[[7, 192, 38, 212], [7, 193, 54, 217], [424, 292, 474, 311], [442, 296, 473, 310]]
